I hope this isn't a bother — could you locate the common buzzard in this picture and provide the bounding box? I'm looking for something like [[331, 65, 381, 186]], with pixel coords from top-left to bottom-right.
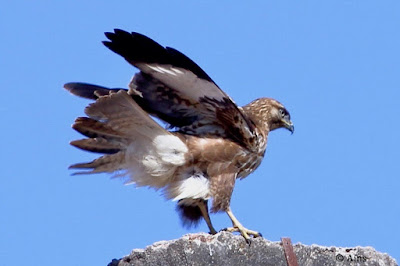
[[65, 29, 294, 242]]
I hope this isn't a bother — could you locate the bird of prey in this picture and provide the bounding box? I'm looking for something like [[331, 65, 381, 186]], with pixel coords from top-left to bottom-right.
[[65, 29, 294, 242]]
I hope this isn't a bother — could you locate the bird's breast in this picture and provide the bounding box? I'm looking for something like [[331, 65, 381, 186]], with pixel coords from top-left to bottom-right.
[[182, 135, 264, 178], [236, 152, 264, 179]]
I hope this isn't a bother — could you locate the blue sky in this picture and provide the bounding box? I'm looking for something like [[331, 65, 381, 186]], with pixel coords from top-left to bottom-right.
[[1, 1, 399, 265]]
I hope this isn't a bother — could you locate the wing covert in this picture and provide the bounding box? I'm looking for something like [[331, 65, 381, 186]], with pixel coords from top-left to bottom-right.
[[104, 29, 258, 151]]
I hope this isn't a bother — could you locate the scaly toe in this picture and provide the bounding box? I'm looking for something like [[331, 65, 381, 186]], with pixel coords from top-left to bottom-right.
[[223, 226, 262, 242]]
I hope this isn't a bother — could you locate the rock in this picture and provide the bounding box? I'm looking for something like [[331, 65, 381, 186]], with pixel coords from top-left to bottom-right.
[[108, 232, 397, 266]]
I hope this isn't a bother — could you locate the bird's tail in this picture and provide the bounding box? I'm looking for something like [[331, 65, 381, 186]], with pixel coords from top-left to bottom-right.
[[66, 84, 188, 189]]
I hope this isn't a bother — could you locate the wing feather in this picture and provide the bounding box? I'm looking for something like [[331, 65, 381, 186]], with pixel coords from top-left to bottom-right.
[[64, 82, 124, 100], [103, 29, 259, 151]]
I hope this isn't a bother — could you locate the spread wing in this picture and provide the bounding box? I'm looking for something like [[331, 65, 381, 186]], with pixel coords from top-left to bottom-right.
[[103, 29, 258, 151]]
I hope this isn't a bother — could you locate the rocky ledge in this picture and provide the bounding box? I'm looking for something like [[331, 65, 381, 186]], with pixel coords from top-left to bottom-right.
[[109, 232, 397, 266]]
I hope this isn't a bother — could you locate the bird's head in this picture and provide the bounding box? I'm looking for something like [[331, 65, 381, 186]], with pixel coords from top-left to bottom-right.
[[243, 98, 294, 134]]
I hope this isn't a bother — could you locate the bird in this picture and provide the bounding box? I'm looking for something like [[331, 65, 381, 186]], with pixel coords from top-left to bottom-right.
[[65, 29, 294, 242]]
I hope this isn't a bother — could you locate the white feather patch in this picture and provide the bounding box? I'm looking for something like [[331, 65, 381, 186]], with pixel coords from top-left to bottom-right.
[[138, 63, 227, 102], [153, 135, 188, 165], [146, 65, 183, 76], [172, 175, 210, 201], [165, 167, 210, 202], [123, 133, 188, 189]]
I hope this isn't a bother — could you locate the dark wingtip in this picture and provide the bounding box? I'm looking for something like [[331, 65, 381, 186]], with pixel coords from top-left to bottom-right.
[[114, 28, 128, 35], [63, 82, 76, 92], [64, 82, 92, 98], [63, 82, 114, 100], [102, 41, 111, 49], [102, 28, 214, 82], [104, 31, 115, 40], [104, 29, 132, 42], [103, 29, 134, 58]]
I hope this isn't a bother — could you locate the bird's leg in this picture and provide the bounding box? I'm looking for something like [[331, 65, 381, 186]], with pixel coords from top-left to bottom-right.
[[197, 200, 217, 234], [224, 207, 261, 242]]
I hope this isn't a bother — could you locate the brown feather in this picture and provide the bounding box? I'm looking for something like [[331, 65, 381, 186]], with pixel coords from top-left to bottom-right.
[[70, 138, 122, 154], [72, 117, 124, 139], [69, 152, 126, 174], [209, 171, 236, 213], [207, 163, 237, 213]]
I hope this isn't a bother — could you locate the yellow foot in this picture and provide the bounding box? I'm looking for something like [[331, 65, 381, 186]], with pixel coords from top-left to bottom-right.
[[224, 207, 262, 243], [223, 226, 262, 242]]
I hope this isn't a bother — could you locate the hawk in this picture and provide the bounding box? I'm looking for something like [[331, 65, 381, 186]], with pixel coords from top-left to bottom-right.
[[65, 29, 294, 242]]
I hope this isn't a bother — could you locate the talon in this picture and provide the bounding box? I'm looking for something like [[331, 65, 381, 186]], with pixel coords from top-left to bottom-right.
[[246, 238, 252, 245]]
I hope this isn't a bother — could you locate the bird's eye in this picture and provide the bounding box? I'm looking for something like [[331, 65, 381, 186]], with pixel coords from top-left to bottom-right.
[[279, 108, 290, 121], [279, 108, 286, 118]]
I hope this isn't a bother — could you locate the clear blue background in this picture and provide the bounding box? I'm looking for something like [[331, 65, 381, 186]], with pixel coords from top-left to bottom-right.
[[1, 1, 399, 265]]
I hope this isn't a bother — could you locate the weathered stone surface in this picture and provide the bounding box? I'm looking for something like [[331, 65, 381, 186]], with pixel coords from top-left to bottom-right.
[[109, 232, 397, 266]]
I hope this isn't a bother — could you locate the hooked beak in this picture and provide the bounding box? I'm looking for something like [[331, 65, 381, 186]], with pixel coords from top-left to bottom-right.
[[283, 118, 294, 134]]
